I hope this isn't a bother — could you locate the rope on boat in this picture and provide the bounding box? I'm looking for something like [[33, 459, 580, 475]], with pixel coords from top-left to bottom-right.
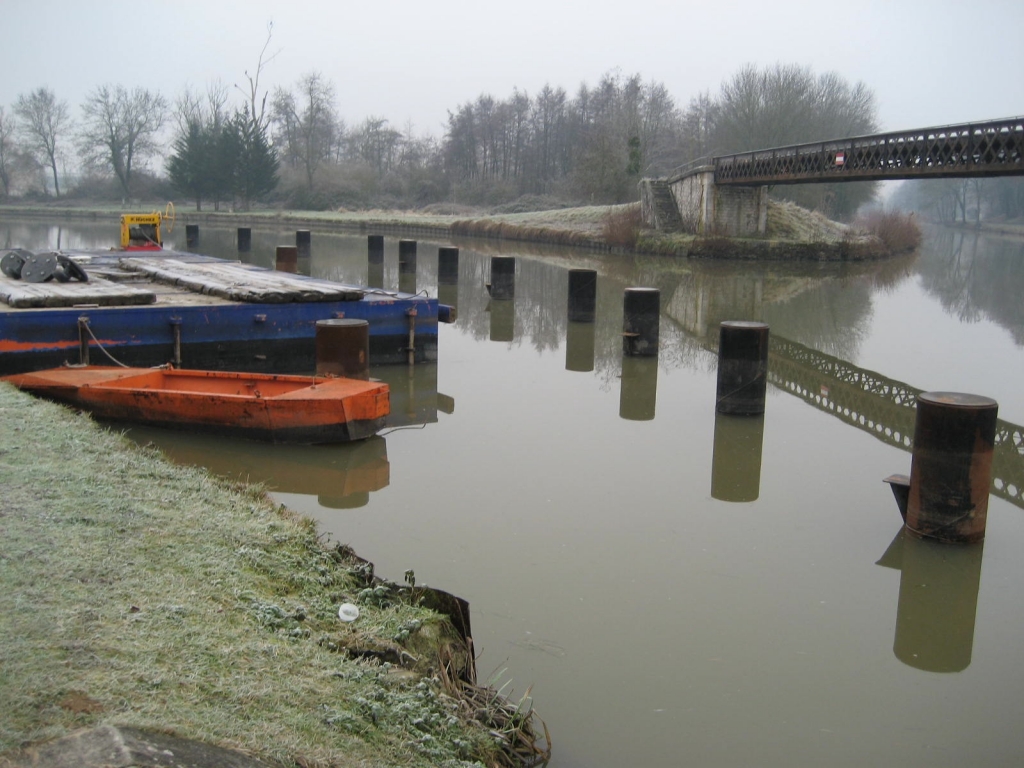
[[82, 320, 131, 368]]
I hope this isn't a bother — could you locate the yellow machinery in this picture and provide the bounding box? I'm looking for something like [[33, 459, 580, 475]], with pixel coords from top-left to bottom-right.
[[119, 204, 175, 251]]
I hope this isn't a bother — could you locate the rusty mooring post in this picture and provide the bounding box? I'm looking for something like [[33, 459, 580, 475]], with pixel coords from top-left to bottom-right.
[[438, 246, 459, 285], [275, 245, 298, 273], [905, 392, 998, 543], [315, 319, 370, 380], [185, 224, 199, 250], [296, 229, 311, 258], [568, 269, 597, 323], [368, 235, 384, 264], [715, 321, 769, 415], [489, 256, 515, 300], [622, 287, 659, 356]]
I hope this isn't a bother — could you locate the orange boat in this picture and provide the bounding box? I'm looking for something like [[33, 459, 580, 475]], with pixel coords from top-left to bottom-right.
[[2, 366, 390, 444]]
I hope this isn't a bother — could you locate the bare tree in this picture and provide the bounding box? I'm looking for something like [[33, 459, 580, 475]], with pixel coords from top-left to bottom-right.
[[270, 72, 337, 189], [0, 106, 15, 197], [14, 87, 71, 197], [236, 20, 279, 135], [79, 85, 168, 199]]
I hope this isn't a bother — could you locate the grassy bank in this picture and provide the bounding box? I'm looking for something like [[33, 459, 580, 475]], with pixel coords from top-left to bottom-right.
[[0, 198, 917, 259], [0, 384, 546, 767]]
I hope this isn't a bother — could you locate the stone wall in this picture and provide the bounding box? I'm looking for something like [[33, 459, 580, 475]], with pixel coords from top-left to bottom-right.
[[665, 170, 767, 237]]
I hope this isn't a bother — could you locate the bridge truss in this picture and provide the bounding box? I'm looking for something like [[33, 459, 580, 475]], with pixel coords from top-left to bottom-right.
[[714, 117, 1023, 185]]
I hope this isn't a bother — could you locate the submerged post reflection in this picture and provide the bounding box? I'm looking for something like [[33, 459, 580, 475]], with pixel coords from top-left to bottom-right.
[[619, 356, 658, 421], [711, 412, 765, 502], [877, 529, 985, 672]]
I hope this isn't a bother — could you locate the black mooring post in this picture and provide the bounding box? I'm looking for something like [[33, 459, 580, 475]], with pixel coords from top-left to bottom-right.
[[622, 287, 659, 357], [568, 269, 597, 323], [296, 229, 311, 258], [398, 240, 417, 273], [368, 235, 384, 264], [715, 321, 769, 415], [185, 224, 199, 250], [237, 227, 252, 252], [489, 256, 515, 300], [438, 246, 459, 285]]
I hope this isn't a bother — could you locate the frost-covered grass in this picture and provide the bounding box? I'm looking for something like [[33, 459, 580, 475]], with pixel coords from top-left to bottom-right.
[[0, 384, 502, 768]]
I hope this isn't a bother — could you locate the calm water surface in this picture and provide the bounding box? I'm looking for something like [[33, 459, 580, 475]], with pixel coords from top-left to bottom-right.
[[6, 218, 1024, 767]]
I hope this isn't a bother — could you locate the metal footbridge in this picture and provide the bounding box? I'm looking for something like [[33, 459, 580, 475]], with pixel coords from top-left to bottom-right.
[[704, 116, 1023, 185]]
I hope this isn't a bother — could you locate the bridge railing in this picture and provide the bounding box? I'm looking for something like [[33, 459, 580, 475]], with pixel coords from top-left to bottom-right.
[[712, 117, 1024, 185]]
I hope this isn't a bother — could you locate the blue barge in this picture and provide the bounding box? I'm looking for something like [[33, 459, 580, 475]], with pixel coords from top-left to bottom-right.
[[0, 249, 443, 375]]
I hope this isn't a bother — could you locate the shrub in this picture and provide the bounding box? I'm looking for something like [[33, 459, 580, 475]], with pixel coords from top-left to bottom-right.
[[860, 209, 922, 253], [601, 203, 642, 249]]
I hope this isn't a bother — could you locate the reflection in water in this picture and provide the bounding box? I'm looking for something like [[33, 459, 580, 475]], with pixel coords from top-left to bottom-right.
[[619, 356, 658, 421], [370, 363, 443, 428], [438, 282, 458, 315], [710, 412, 765, 502], [489, 299, 515, 342], [877, 529, 984, 673], [124, 428, 390, 509], [565, 321, 596, 372], [367, 261, 385, 289]]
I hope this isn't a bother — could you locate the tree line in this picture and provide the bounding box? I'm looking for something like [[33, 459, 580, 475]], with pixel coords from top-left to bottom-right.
[[9, 58, 1016, 222]]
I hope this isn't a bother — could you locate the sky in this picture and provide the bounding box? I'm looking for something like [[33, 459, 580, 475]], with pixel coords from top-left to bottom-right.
[[2, 0, 1022, 142]]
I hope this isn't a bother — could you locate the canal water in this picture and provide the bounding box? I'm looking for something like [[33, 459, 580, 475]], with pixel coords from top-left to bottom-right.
[[5, 218, 1024, 766]]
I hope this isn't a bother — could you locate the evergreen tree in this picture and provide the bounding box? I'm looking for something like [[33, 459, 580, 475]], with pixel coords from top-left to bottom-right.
[[229, 107, 278, 210], [166, 120, 211, 210]]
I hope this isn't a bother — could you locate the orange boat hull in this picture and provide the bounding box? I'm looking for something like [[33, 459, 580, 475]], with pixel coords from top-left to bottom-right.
[[3, 367, 390, 444]]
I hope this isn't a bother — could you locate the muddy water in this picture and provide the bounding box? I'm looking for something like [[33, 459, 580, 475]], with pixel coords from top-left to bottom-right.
[[6, 218, 1024, 766]]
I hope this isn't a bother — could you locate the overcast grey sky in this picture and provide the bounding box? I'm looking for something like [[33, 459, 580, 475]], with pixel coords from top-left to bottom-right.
[[3, 0, 1022, 140]]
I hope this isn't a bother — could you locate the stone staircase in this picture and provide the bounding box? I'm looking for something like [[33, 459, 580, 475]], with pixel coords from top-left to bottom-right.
[[640, 179, 685, 232]]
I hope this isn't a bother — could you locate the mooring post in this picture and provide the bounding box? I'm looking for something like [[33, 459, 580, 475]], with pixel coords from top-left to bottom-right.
[[489, 256, 515, 300], [77, 316, 90, 366], [715, 321, 769, 415], [622, 287, 659, 356], [295, 229, 312, 259], [906, 392, 998, 543], [438, 246, 459, 285], [237, 227, 252, 252], [315, 319, 370, 380], [406, 308, 417, 366], [711, 412, 765, 502], [275, 245, 298, 273], [568, 269, 597, 323], [185, 224, 199, 250], [398, 239, 417, 273], [368, 235, 384, 264], [170, 317, 182, 367]]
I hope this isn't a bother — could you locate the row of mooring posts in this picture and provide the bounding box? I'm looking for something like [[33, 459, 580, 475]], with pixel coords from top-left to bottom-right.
[[202, 226, 1001, 548]]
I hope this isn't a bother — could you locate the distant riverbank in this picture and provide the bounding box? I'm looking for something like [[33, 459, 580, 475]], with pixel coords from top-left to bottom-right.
[[1, 199, 919, 260], [0, 384, 547, 767]]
